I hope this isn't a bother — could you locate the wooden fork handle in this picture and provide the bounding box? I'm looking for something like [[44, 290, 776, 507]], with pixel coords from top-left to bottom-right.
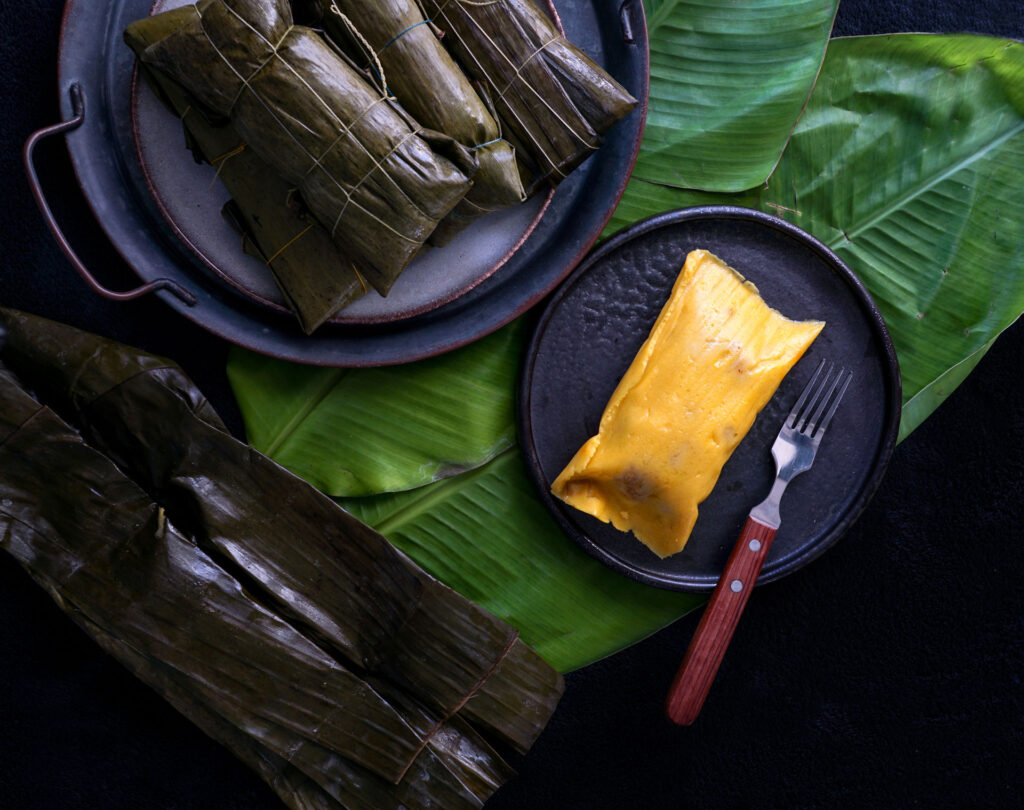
[[665, 516, 778, 725]]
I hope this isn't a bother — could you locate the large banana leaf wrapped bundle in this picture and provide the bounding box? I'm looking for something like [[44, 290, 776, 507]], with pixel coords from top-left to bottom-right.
[[135, 0, 477, 294], [0, 308, 563, 808], [420, 0, 638, 192], [127, 9, 368, 334], [316, 0, 526, 245]]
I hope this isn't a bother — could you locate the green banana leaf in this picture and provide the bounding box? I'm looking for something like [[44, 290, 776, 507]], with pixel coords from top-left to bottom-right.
[[338, 450, 701, 672], [230, 33, 1024, 673], [634, 0, 838, 191], [227, 321, 524, 496], [612, 34, 1024, 440]]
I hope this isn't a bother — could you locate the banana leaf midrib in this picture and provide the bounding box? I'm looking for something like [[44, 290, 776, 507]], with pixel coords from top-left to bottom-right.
[[263, 367, 351, 458], [634, 110, 1024, 252], [366, 447, 517, 536], [831, 121, 1024, 247]]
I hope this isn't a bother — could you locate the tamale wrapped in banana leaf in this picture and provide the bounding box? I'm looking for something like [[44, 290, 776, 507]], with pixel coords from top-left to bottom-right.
[[1, 308, 563, 753], [78, 594, 514, 810], [316, 0, 526, 244], [74, 617, 349, 810], [133, 0, 477, 294], [419, 0, 638, 192], [0, 372, 516, 807], [0, 307, 564, 759], [127, 8, 368, 333], [0, 386, 428, 784]]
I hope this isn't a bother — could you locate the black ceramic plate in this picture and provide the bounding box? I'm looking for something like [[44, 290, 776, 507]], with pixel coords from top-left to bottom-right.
[[54, 0, 647, 365], [519, 207, 901, 591]]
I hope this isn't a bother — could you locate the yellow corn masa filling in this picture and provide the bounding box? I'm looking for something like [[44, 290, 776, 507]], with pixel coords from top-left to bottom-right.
[[551, 249, 825, 558]]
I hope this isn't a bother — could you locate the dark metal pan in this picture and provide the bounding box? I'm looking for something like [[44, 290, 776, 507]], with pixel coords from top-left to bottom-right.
[[519, 207, 901, 591], [27, 0, 648, 366]]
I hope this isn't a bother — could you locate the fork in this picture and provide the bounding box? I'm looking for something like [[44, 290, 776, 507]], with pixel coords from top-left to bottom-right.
[[665, 360, 853, 726]]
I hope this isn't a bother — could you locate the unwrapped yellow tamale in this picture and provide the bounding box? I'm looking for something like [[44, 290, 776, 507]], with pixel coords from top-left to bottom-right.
[[551, 250, 825, 558]]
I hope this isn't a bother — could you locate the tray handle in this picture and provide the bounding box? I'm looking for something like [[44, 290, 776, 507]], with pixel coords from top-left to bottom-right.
[[23, 83, 196, 306], [619, 0, 643, 43]]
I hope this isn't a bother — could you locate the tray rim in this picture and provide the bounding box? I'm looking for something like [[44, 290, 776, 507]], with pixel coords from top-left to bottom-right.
[[518, 205, 903, 592]]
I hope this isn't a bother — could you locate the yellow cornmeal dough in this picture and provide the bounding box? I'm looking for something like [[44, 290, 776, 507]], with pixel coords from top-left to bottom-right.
[[551, 249, 825, 558]]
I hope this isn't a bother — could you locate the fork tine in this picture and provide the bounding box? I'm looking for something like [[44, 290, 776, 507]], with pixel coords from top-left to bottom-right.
[[787, 359, 828, 429], [812, 370, 853, 436], [805, 368, 848, 435], [792, 362, 835, 431]]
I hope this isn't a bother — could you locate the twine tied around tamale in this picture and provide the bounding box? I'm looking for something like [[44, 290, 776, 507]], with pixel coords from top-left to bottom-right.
[[209, 142, 248, 188], [329, 3, 389, 95], [178, 104, 250, 184], [300, 95, 392, 182], [378, 18, 435, 55], [493, 36, 560, 98], [253, 207, 369, 292], [329, 124, 427, 238], [265, 223, 314, 266], [350, 13, 514, 158]]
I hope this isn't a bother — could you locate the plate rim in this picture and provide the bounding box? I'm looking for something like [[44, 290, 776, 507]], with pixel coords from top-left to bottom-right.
[[518, 205, 903, 592], [54, 0, 650, 367]]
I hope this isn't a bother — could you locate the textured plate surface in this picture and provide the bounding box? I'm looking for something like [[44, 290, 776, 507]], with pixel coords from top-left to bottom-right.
[[519, 207, 901, 591], [56, 0, 647, 365]]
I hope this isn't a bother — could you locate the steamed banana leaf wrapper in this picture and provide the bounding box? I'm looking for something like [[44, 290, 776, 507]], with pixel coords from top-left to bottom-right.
[[126, 8, 368, 334], [0, 308, 564, 806], [86, 604, 513, 810], [134, 0, 477, 294], [419, 0, 638, 192], [315, 0, 526, 245], [0, 384, 427, 783], [0, 376, 510, 807]]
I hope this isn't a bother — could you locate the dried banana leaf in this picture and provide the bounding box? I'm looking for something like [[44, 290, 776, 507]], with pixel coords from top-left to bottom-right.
[[420, 0, 638, 192], [134, 0, 477, 294], [0, 382, 431, 785], [0, 307, 563, 755], [126, 8, 368, 333], [366, 676, 515, 801], [317, 0, 526, 244], [69, 614, 348, 810], [0, 370, 520, 808]]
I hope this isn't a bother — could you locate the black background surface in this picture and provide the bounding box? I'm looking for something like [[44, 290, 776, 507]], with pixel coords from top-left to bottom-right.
[[1, 1, 1023, 808]]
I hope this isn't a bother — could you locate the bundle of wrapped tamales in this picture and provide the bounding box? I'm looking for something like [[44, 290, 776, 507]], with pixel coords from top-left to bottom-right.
[[126, 0, 636, 331], [128, 9, 369, 334], [416, 0, 638, 192], [0, 307, 563, 809], [317, 0, 527, 245]]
